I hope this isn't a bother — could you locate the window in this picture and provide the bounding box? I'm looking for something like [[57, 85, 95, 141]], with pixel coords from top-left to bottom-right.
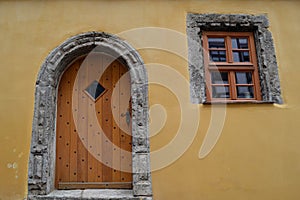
[[203, 32, 261, 102], [186, 14, 283, 104]]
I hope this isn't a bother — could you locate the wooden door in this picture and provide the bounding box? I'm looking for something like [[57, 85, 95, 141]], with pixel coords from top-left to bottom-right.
[[55, 53, 132, 189]]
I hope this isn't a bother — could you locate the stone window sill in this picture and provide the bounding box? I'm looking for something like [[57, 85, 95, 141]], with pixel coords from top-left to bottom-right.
[[203, 100, 274, 104]]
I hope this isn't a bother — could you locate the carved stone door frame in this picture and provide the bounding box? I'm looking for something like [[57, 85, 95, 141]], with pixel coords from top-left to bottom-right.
[[28, 32, 152, 199]]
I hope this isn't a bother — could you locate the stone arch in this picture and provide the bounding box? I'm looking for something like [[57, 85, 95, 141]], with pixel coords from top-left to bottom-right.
[[28, 32, 152, 199]]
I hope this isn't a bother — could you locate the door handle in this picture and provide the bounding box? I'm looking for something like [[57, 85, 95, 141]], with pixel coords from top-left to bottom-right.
[[121, 109, 131, 126], [120, 97, 131, 126]]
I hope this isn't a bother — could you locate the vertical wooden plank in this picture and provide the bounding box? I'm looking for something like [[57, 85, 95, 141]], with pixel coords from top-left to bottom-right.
[[77, 57, 88, 183], [55, 77, 66, 187], [101, 55, 113, 182], [119, 63, 132, 182], [112, 60, 121, 182], [69, 60, 79, 182], [56, 66, 72, 184], [87, 54, 100, 182], [95, 54, 104, 182], [64, 66, 72, 182]]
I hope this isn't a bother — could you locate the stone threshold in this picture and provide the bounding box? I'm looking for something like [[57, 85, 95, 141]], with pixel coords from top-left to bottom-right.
[[28, 189, 152, 200]]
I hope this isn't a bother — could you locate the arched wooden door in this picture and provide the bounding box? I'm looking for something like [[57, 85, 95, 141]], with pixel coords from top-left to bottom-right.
[[55, 53, 132, 189]]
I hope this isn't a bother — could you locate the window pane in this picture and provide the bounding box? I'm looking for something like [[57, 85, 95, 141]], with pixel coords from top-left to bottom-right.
[[85, 80, 106, 101], [210, 50, 226, 62], [212, 86, 230, 98], [231, 38, 248, 49], [233, 51, 250, 62], [211, 72, 228, 84], [236, 86, 254, 98], [235, 72, 253, 84], [208, 38, 225, 48]]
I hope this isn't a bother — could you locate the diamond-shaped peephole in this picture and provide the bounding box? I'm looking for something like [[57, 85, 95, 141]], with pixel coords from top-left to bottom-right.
[[84, 80, 106, 102]]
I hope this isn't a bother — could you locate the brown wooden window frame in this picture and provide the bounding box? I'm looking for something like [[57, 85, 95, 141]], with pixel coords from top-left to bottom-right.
[[203, 31, 262, 103]]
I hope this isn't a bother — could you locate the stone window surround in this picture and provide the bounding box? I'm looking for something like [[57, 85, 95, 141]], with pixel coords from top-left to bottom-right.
[[186, 13, 283, 104], [27, 32, 152, 200]]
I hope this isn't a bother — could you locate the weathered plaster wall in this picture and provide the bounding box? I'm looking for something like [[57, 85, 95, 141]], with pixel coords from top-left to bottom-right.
[[0, 0, 299, 199]]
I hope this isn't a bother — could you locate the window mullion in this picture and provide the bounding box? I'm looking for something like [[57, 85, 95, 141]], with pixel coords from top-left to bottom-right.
[[226, 36, 233, 63], [229, 71, 237, 99]]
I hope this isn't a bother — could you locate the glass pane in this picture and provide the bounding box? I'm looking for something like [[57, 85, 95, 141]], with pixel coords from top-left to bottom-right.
[[212, 86, 230, 98], [231, 38, 248, 49], [211, 72, 228, 84], [208, 38, 225, 48], [233, 51, 250, 62], [210, 50, 226, 62], [235, 72, 253, 84], [237, 86, 254, 98], [85, 80, 106, 101]]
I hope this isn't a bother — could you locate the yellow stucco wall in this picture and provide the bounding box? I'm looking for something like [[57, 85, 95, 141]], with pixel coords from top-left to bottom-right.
[[0, 0, 299, 199]]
